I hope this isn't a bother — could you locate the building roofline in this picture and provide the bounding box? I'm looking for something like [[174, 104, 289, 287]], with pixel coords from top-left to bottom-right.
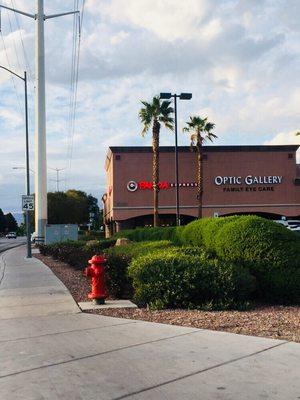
[[108, 145, 299, 153]]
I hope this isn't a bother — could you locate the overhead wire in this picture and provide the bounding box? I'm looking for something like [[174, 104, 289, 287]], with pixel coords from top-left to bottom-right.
[[65, 0, 85, 188], [0, 29, 24, 118], [11, 0, 34, 80], [69, 0, 85, 168]]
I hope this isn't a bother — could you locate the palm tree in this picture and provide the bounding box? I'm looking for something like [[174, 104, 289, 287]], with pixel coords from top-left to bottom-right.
[[139, 96, 174, 227], [183, 116, 217, 219]]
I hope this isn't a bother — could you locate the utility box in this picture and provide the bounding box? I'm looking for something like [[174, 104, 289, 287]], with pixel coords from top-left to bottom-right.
[[45, 224, 78, 245]]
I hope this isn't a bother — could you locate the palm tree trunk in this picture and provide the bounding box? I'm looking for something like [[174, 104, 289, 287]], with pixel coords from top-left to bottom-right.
[[152, 120, 160, 227], [197, 142, 203, 219]]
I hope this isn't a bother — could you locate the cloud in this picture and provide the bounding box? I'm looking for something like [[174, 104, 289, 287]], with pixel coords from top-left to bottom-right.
[[265, 130, 300, 146], [0, 0, 300, 213]]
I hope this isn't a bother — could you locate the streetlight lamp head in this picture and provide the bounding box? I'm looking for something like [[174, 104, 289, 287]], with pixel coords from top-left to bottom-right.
[[180, 93, 192, 100], [160, 92, 172, 99]]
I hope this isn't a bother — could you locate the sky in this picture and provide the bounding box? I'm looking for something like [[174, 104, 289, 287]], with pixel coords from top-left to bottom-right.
[[0, 0, 299, 214]]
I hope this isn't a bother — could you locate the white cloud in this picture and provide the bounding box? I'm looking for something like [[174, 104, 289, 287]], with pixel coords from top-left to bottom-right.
[[0, 0, 300, 212], [265, 130, 300, 146]]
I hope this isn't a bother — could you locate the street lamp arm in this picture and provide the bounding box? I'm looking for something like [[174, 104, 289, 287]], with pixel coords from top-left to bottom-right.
[[45, 10, 79, 20], [0, 4, 35, 19], [0, 65, 24, 81]]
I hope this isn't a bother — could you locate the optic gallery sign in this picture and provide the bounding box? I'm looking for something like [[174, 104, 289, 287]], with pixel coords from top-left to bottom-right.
[[214, 175, 283, 192]]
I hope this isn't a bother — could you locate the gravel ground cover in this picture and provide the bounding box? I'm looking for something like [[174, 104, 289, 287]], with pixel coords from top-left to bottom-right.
[[35, 253, 300, 343]]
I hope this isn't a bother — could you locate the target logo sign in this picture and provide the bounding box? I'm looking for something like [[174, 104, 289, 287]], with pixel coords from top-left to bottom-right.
[[127, 181, 138, 192], [127, 180, 197, 192]]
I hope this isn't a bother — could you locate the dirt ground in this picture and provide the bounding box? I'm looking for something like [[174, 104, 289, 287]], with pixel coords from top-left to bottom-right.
[[35, 253, 300, 343]]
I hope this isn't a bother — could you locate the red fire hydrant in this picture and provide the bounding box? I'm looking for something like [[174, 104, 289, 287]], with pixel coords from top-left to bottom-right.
[[83, 255, 108, 304]]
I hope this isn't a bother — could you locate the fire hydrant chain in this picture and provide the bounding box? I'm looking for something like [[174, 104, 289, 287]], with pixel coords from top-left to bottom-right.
[[83, 255, 108, 305]]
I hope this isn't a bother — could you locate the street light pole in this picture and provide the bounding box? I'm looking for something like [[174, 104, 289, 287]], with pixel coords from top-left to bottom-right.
[[173, 95, 180, 226], [0, 1, 80, 244], [160, 92, 192, 226], [0, 66, 31, 257]]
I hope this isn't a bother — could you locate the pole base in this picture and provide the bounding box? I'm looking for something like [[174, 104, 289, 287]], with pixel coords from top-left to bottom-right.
[[93, 298, 105, 305]]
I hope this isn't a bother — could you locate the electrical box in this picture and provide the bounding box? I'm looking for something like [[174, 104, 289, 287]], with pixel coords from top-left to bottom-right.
[[45, 224, 78, 245]]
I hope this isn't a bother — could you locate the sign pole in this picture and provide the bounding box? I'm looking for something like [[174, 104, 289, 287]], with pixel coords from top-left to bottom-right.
[[24, 71, 32, 258]]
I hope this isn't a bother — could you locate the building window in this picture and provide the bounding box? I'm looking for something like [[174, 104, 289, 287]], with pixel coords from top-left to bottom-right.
[[288, 153, 293, 159], [116, 155, 121, 160], [203, 154, 208, 160]]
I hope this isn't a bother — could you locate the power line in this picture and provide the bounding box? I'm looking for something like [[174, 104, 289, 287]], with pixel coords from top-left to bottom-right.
[[6, 4, 22, 74], [65, 0, 85, 187], [0, 30, 24, 118], [11, 0, 34, 80]]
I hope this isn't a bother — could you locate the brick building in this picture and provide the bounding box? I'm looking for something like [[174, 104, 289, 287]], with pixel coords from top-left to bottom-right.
[[103, 145, 300, 236]]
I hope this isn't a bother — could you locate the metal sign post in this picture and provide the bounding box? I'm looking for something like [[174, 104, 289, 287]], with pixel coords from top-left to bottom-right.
[[22, 195, 34, 258]]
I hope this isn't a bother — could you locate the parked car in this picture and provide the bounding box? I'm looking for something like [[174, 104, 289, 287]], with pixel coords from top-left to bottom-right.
[[274, 220, 300, 230], [31, 232, 36, 243], [6, 232, 17, 239]]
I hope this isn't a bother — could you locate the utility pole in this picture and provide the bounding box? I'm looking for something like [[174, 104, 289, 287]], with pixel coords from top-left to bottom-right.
[[0, 1, 79, 244], [1, 66, 31, 258], [49, 167, 66, 192]]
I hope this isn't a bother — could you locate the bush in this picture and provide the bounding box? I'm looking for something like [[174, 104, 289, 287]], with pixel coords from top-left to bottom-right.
[[180, 216, 241, 250], [215, 216, 300, 268], [180, 218, 211, 247], [114, 226, 183, 244], [202, 216, 241, 252], [79, 230, 105, 241], [128, 250, 256, 309], [253, 264, 300, 303], [104, 240, 173, 258]]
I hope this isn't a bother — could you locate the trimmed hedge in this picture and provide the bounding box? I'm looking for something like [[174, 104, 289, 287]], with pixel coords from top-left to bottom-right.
[[181, 215, 240, 250], [253, 264, 300, 303], [114, 226, 183, 244], [128, 249, 256, 310], [214, 216, 300, 268], [104, 240, 173, 258]]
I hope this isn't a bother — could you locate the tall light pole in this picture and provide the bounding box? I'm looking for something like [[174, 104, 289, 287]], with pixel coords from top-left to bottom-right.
[[1, 66, 31, 258], [49, 167, 66, 192], [0, 1, 80, 244], [160, 92, 192, 226]]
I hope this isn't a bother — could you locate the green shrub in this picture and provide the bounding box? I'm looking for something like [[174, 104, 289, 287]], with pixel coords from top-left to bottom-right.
[[104, 240, 173, 258], [215, 216, 300, 268], [79, 230, 105, 241], [253, 264, 300, 303], [114, 226, 183, 244], [180, 218, 211, 247], [202, 216, 241, 252], [180, 216, 242, 250], [128, 250, 256, 309]]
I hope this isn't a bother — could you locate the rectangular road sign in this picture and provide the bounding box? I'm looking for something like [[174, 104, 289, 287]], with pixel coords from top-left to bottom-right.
[[22, 195, 34, 211]]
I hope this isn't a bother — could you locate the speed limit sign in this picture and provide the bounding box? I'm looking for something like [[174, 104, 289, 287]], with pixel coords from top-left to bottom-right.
[[22, 195, 35, 211]]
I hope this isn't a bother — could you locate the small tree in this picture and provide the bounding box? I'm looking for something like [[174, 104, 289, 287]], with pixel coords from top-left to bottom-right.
[[183, 116, 217, 218], [0, 208, 6, 233], [139, 96, 174, 227], [5, 213, 18, 232]]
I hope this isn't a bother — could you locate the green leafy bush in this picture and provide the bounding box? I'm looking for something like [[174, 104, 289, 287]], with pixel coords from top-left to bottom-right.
[[114, 226, 183, 244], [128, 250, 256, 309], [180, 218, 211, 247], [215, 216, 300, 268], [253, 264, 300, 303], [180, 216, 242, 250], [104, 240, 173, 258], [202, 216, 241, 252]]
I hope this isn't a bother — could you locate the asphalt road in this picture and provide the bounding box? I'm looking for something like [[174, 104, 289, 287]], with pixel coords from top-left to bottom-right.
[[0, 237, 26, 253]]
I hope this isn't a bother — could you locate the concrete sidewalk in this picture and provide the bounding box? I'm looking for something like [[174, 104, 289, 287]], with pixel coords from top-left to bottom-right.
[[0, 246, 299, 400]]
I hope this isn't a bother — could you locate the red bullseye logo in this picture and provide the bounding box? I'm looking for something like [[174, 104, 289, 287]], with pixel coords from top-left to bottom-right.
[[127, 181, 138, 192]]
